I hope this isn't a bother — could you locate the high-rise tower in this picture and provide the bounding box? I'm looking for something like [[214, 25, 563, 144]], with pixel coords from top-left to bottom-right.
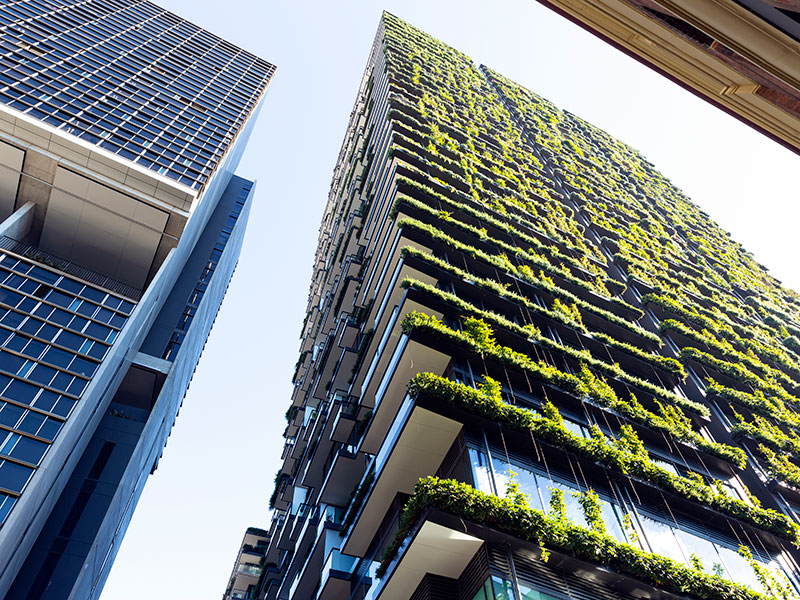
[[259, 12, 800, 600], [0, 1, 274, 598]]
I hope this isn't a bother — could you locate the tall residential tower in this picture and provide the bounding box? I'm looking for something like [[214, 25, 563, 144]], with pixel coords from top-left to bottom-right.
[[0, 1, 274, 598], [259, 13, 800, 600]]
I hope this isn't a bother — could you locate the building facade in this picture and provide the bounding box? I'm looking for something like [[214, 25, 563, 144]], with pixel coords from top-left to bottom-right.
[[530, 0, 800, 155], [0, 1, 274, 598], [223, 527, 270, 600], [259, 13, 800, 600]]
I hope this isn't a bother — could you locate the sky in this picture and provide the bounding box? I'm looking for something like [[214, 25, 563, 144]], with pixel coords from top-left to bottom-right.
[[100, 1, 800, 599]]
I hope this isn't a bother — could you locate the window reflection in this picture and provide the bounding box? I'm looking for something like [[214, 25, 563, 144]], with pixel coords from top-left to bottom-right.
[[466, 439, 797, 595]]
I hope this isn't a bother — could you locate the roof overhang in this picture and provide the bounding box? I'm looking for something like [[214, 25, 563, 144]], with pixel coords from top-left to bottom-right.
[[533, 0, 800, 154], [0, 103, 197, 290]]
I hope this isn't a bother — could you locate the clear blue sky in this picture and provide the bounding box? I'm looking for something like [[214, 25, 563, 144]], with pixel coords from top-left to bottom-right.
[[100, 1, 800, 598]]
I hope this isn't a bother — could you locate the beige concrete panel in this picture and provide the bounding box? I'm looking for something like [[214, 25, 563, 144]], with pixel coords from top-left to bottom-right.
[[0, 141, 24, 219], [86, 180, 136, 219], [0, 140, 23, 170], [40, 189, 80, 257], [123, 171, 157, 197], [115, 224, 162, 287], [86, 156, 127, 183], [132, 199, 168, 230], [70, 216, 125, 278], [41, 167, 167, 288], [12, 123, 49, 149], [163, 212, 187, 238], [87, 150, 129, 172], [53, 167, 91, 198], [47, 140, 90, 167], [154, 182, 190, 207], [16, 176, 51, 212], [22, 149, 57, 183]]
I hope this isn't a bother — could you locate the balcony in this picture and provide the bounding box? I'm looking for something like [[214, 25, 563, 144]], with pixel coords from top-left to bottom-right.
[[318, 446, 369, 506], [343, 395, 462, 557], [317, 549, 357, 600], [353, 248, 440, 397], [369, 515, 482, 600], [360, 323, 450, 455], [275, 513, 296, 551], [286, 521, 346, 600], [330, 397, 358, 443]]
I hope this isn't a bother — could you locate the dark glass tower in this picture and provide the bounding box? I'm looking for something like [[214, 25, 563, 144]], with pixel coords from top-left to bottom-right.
[[0, 1, 274, 598], [258, 12, 800, 600]]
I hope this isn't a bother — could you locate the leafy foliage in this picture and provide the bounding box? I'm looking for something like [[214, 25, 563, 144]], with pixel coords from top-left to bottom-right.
[[406, 372, 796, 541], [379, 477, 774, 600]]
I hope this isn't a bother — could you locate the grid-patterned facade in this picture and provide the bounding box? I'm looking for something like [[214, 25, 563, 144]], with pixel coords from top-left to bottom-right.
[[0, 0, 273, 596], [0, 251, 133, 526], [0, 0, 274, 190], [259, 13, 800, 600], [162, 179, 250, 361]]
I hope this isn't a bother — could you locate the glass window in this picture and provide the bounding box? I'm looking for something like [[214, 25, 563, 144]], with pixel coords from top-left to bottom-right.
[[469, 447, 494, 495], [50, 372, 73, 394], [716, 545, 766, 594], [32, 303, 54, 320], [4, 380, 39, 404], [55, 330, 83, 351], [80, 287, 105, 304], [29, 266, 58, 285], [46, 290, 73, 308], [673, 528, 724, 578], [32, 390, 58, 413], [49, 309, 72, 327], [19, 299, 38, 317], [28, 364, 56, 386], [85, 322, 111, 340], [639, 514, 686, 563], [37, 324, 58, 342], [56, 278, 83, 294], [0, 493, 16, 524], [491, 456, 541, 511], [103, 296, 121, 311], [88, 343, 107, 360], [76, 301, 96, 318], [7, 436, 47, 465], [42, 347, 73, 369], [471, 579, 493, 600], [1, 311, 24, 328], [0, 431, 18, 454], [66, 378, 87, 397], [37, 418, 61, 441], [69, 357, 96, 377], [538, 478, 586, 527], [51, 397, 75, 419], [0, 289, 24, 307], [517, 582, 561, 600], [0, 403, 24, 428], [0, 351, 26, 375], [68, 315, 88, 333], [94, 307, 113, 324], [0, 459, 33, 493], [4, 335, 27, 352], [21, 339, 45, 360], [19, 318, 42, 336], [18, 411, 45, 436], [490, 576, 515, 600]]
